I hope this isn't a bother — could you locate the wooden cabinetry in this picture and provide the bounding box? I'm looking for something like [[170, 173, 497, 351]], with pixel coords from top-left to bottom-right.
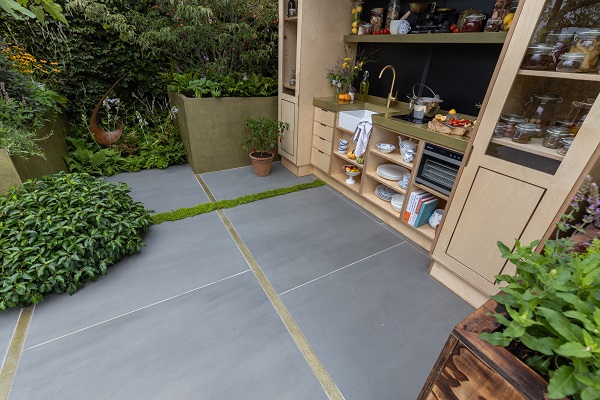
[[278, 0, 351, 176], [311, 107, 335, 172], [430, 0, 600, 307]]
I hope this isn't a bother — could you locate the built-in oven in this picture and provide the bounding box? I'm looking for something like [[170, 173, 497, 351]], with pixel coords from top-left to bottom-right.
[[415, 143, 463, 196]]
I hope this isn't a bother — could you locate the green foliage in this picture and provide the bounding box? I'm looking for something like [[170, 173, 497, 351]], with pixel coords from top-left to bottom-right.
[[0, 172, 152, 310], [479, 238, 600, 400], [152, 180, 325, 224], [240, 117, 288, 155], [167, 71, 276, 98], [0, 0, 68, 25]]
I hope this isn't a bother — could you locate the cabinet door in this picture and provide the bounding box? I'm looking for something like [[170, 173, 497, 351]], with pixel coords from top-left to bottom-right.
[[446, 168, 545, 283], [280, 99, 296, 160]]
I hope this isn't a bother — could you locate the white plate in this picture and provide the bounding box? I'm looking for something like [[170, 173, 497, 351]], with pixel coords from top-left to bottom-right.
[[377, 164, 408, 181]]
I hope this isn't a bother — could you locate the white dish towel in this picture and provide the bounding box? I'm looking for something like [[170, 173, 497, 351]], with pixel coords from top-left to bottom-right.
[[352, 115, 373, 157]]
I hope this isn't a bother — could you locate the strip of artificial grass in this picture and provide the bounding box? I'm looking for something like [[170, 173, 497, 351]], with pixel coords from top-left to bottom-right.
[[152, 179, 325, 224]]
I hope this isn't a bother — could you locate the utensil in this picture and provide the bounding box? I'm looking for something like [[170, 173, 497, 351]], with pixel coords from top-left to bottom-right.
[[406, 84, 443, 119]]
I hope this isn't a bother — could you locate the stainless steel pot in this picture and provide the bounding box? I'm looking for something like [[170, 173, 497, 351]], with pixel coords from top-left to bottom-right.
[[407, 84, 443, 119]]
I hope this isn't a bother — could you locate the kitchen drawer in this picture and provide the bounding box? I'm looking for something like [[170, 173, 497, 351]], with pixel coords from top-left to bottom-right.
[[311, 147, 331, 172], [314, 107, 335, 127], [312, 134, 332, 155], [313, 120, 334, 142]]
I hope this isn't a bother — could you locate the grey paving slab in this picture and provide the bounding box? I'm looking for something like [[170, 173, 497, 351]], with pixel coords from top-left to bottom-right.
[[281, 243, 474, 400], [200, 161, 314, 200], [10, 273, 326, 400], [24, 213, 249, 347], [224, 186, 404, 294], [0, 308, 20, 365], [105, 164, 209, 213]]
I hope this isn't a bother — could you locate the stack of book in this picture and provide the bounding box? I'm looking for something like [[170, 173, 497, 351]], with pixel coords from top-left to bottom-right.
[[403, 190, 439, 228]]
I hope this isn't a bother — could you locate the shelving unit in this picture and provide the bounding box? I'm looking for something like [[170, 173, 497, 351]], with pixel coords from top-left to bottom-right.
[[365, 171, 406, 194], [517, 69, 600, 82], [343, 32, 508, 44], [362, 192, 401, 218], [490, 137, 564, 161]]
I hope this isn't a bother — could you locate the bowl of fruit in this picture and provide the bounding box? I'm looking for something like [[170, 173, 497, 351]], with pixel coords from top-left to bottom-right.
[[343, 164, 362, 184]]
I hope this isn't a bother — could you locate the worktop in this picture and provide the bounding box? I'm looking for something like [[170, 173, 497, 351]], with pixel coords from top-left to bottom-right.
[[313, 96, 471, 153]]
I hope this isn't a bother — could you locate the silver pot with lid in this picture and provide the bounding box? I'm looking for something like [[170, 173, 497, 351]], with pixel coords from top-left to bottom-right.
[[407, 84, 443, 120]]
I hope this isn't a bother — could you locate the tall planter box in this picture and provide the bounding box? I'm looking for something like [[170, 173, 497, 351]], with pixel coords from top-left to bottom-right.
[[169, 92, 277, 173], [0, 113, 69, 195], [418, 300, 551, 400]]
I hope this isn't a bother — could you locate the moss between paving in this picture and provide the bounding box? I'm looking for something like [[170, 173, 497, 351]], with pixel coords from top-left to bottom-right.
[[152, 179, 325, 224]]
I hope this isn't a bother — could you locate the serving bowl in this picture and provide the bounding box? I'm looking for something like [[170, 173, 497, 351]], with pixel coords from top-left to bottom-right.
[[343, 164, 362, 184], [377, 143, 396, 153]]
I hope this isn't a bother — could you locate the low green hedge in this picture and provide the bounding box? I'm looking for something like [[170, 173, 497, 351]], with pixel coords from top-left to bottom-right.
[[0, 172, 152, 310]]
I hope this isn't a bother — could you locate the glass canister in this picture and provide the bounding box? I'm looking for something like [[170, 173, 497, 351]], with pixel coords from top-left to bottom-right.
[[542, 126, 572, 149], [484, 18, 503, 32], [556, 53, 586, 73], [493, 122, 507, 137], [370, 8, 384, 32], [385, 1, 401, 30], [545, 33, 575, 59], [512, 123, 541, 143], [557, 136, 575, 156], [563, 100, 593, 134], [500, 114, 526, 137], [521, 44, 557, 71], [569, 31, 600, 73], [462, 14, 486, 33], [524, 94, 562, 128], [351, 2, 364, 34]]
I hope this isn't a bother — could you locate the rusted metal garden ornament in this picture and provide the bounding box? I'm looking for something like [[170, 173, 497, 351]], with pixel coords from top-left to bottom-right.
[[90, 75, 127, 145]]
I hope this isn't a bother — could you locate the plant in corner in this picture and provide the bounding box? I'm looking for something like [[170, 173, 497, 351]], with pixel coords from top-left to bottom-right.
[[240, 117, 288, 177]]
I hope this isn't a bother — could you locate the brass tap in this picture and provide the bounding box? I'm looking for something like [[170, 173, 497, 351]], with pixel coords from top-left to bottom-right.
[[378, 65, 397, 108]]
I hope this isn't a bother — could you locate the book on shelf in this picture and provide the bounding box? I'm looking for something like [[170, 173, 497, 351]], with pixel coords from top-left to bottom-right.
[[409, 194, 436, 226], [413, 198, 439, 228], [403, 190, 427, 223]]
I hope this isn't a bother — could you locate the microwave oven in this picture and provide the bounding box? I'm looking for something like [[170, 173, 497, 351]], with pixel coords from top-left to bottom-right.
[[415, 143, 463, 196]]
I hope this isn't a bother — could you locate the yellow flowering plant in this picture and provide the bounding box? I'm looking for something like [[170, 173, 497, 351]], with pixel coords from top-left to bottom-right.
[[326, 46, 375, 93]]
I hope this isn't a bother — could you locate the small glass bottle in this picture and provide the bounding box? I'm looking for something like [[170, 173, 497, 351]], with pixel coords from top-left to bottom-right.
[[358, 71, 369, 102], [287, 0, 297, 17]]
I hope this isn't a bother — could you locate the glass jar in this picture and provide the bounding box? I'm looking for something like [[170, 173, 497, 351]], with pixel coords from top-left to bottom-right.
[[545, 33, 575, 59], [351, 2, 363, 34], [358, 23, 373, 35], [556, 53, 586, 73], [462, 14, 486, 33], [542, 126, 572, 149], [524, 94, 563, 128], [370, 8, 384, 32], [493, 122, 507, 138], [569, 31, 600, 73], [512, 123, 541, 143], [563, 100, 593, 135], [385, 1, 401, 30], [557, 136, 574, 156], [484, 18, 503, 32], [521, 44, 557, 71], [500, 114, 526, 137]]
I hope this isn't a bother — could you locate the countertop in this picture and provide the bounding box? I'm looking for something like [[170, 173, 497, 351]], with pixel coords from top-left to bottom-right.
[[313, 96, 472, 153]]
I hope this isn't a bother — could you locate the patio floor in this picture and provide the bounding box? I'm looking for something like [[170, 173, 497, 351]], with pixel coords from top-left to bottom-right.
[[0, 162, 474, 400]]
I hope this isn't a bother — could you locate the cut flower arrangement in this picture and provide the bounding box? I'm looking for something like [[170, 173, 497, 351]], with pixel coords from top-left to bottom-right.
[[326, 46, 374, 98]]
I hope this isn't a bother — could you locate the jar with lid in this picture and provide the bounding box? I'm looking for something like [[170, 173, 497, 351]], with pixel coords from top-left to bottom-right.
[[462, 14, 486, 33], [545, 33, 575, 59], [542, 126, 572, 149], [557, 136, 575, 156], [524, 94, 563, 128], [493, 122, 507, 137], [358, 23, 373, 35], [556, 53, 587, 73], [521, 44, 557, 71], [385, 1, 401, 30], [512, 123, 541, 143], [370, 8, 384, 32], [499, 114, 526, 137], [351, 2, 363, 34], [484, 18, 502, 32], [563, 100, 593, 134], [569, 31, 600, 73]]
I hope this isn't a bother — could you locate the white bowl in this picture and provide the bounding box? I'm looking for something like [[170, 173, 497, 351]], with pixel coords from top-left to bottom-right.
[[377, 143, 396, 153]]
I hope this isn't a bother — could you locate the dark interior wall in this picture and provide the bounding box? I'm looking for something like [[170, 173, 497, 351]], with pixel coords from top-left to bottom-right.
[[355, 0, 502, 115]]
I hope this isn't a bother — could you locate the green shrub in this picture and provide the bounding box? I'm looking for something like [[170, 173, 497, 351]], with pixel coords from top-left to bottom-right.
[[0, 172, 152, 310], [168, 71, 277, 98], [240, 117, 288, 155]]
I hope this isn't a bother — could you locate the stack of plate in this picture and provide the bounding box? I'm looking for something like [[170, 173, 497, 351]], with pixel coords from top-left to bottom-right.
[[391, 194, 404, 212], [375, 184, 398, 202], [377, 164, 408, 181]]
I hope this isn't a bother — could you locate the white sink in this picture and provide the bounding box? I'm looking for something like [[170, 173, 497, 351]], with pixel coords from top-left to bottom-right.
[[337, 110, 377, 132]]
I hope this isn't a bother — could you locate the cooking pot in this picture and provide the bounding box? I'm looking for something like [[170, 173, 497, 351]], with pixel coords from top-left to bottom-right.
[[407, 84, 443, 119], [409, 2, 436, 15]]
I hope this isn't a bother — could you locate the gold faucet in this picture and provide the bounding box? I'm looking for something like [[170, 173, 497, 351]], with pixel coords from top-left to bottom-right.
[[379, 65, 397, 108]]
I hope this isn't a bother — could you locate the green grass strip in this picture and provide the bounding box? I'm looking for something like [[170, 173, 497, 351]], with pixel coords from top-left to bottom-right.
[[152, 179, 325, 224]]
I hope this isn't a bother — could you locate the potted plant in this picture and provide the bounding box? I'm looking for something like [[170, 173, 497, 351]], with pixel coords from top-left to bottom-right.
[[240, 117, 288, 177], [419, 177, 600, 400]]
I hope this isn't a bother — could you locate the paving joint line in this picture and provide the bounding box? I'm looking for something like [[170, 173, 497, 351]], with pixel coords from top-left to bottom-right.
[[0, 306, 34, 400], [194, 175, 344, 400]]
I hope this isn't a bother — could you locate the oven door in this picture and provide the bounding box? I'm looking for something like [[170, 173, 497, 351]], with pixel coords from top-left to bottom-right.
[[415, 143, 463, 196]]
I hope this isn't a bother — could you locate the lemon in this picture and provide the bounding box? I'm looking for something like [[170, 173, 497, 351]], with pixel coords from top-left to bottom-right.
[[357, 6, 362, 12], [351, 27, 358, 34], [352, 21, 358, 28], [448, 109, 457, 114], [352, 8, 357, 14]]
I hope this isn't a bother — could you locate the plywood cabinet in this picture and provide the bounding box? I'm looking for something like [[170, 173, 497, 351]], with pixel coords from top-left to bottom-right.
[[430, 0, 600, 307]]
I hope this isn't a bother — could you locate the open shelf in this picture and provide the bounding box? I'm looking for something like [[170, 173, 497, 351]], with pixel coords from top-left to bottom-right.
[[344, 31, 507, 44], [283, 84, 296, 90], [490, 137, 564, 161], [517, 69, 600, 82], [332, 172, 361, 193], [368, 149, 414, 170], [333, 151, 363, 167], [362, 192, 401, 218], [284, 16, 298, 22], [365, 171, 406, 194], [336, 126, 355, 135], [415, 223, 436, 240], [412, 182, 449, 201]]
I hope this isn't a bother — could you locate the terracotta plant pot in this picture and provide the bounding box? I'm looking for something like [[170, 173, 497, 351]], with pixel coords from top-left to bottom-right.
[[249, 151, 275, 176]]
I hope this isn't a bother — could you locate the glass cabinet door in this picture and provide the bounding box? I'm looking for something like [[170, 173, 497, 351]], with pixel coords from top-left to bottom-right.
[[485, 0, 600, 175]]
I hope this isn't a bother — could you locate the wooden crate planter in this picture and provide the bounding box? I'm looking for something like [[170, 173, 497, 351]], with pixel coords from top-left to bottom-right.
[[418, 299, 551, 400], [168, 92, 277, 173]]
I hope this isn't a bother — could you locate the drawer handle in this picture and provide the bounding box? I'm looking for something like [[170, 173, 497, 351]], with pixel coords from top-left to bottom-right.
[[321, 108, 328, 112], [318, 136, 326, 141], [320, 122, 327, 127], [317, 150, 325, 154]]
